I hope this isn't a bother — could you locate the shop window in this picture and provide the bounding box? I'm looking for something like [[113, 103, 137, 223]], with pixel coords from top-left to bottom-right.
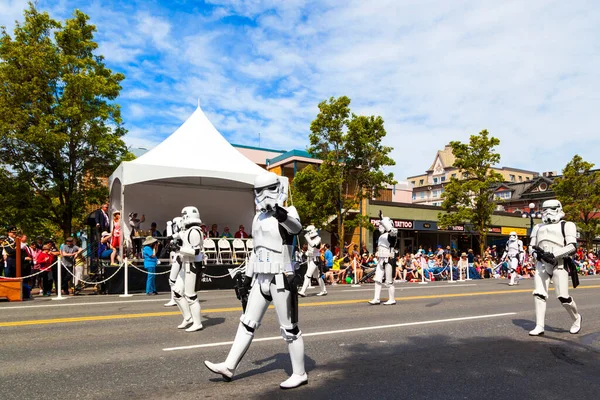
[[433, 190, 439, 197], [412, 193, 416, 201], [420, 192, 425, 199]]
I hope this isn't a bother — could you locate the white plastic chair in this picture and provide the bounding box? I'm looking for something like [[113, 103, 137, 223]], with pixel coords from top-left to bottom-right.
[[232, 239, 247, 263], [203, 238, 218, 263], [245, 239, 253, 258], [217, 238, 233, 264]]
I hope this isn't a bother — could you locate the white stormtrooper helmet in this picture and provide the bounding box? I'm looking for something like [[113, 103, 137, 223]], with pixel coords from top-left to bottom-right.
[[254, 172, 286, 211], [305, 224, 318, 238], [172, 217, 184, 234], [509, 231, 518, 242], [541, 199, 565, 224], [378, 216, 394, 233], [181, 206, 202, 227]]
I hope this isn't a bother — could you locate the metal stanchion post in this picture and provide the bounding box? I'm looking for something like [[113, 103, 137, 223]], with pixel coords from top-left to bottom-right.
[[52, 257, 67, 301], [352, 258, 361, 287], [120, 259, 132, 297], [419, 265, 428, 285], [448, 262, 456, 283]]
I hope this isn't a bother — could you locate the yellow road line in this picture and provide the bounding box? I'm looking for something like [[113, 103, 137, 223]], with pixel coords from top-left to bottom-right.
[[3, 284, 600, 328]]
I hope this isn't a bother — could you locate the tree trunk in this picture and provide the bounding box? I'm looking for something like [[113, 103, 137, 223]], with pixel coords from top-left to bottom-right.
[[337, 211, 344, 252], [479, 229, 487, 257]]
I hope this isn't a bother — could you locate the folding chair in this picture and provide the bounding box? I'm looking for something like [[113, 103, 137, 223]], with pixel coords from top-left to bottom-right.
[[217, 238, 233, 264], [203, 238, 218, 263], [232, 239, 247, 263], [245, 239, 253, 258]]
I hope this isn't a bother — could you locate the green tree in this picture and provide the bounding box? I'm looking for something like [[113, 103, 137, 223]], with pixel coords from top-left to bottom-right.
[[292, 96, 396, 245], [552, 155, 600, 249], [438, 130, 503, 256], [0, 3, 129, 239]]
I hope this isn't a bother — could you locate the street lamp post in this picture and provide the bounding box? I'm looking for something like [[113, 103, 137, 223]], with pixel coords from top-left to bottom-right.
[[522, 202, 542, 237]]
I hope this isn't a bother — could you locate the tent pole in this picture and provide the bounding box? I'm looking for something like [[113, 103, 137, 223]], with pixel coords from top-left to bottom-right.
[[119, 186, 132, 297]]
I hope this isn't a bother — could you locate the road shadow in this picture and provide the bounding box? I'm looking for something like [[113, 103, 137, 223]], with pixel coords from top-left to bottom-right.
[[201, 315, 225, 328], [512, 318, 569, 334], [252, 333, 600, 400]]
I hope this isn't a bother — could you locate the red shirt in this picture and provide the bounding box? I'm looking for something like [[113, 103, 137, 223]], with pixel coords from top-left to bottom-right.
[[234, 230, 249, 239], [37, 252, 55, 270]]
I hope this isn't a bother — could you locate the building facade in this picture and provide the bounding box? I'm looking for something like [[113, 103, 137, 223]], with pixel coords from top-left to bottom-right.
[[407, 144, 539, 206]]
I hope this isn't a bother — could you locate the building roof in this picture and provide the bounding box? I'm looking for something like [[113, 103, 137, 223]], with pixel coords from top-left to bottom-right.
[[427, 144, 456, 172], [267, 149, 316, 167], [232, 143, 286, 154]]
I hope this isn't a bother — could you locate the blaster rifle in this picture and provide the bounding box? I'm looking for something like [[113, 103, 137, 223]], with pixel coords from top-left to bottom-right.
[[228, 264, 250, 312], [532, 246, 557, 266]]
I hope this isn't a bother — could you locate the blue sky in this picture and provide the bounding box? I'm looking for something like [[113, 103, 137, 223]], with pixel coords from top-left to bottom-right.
[[1, 0, 599, 180]]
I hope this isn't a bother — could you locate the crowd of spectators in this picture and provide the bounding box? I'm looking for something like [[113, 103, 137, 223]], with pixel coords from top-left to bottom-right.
[[295, 240, 600, 287]]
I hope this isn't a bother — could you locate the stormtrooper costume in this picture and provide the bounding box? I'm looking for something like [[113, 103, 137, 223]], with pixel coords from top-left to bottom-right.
[[169, 207, 204, 332], [502, 231, 524, 286], [165, 217, 192, 327], [204, 172, 308, 390], [298, 225, 327, 297], [529, 199, 582, 336], [369, 214, 398, 305]]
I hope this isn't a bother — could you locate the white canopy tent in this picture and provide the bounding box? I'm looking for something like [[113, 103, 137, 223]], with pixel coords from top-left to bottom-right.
[[108, 105, 269, 245]]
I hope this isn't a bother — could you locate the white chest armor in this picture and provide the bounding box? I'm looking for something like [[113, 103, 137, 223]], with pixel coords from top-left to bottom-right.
[[251, 211, 293, 274], [180, 226, 204, 261], [506, 240, 522, 257], [536, 223, 565, 253], [378, 232, 392, 258]]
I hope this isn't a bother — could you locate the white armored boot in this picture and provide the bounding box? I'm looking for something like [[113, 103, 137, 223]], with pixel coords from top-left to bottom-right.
[[383, 285, 396, 305], [316, 277, 327, 296], [562, 300, 582, 334], [529, 295, 546, 336], [280, 333, 308, 389], [174, 294, 192, 329], [185, 299, 203, 332], [204, 323, 254, 381], [508, 272, 516, 286], [164, 291, 176, 307], [368, 282, 382, 305], [298, 275, 310, 297]]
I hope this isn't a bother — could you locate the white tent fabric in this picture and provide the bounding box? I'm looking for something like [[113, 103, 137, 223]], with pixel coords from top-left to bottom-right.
[[108, 105, 270, 246]]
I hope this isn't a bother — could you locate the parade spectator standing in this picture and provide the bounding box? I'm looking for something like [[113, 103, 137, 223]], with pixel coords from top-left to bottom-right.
[[142, 236, 159, 295], [111, 211, 122, 264], [208, 224, 220, 238], [221, 226, 233, 238], [457, 253, 469, 280], [61, 237, 83, 295], [95, 204, 110, 240], [3, 227, 18, 277], [234, 224, 249, 239], [37, 244, 55, 296], [128, 212, 145, 257]]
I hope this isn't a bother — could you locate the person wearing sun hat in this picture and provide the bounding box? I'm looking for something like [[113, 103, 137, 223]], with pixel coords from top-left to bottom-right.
[[143, 236, 159, 295]]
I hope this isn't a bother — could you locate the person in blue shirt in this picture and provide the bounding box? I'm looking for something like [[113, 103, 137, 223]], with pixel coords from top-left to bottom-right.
[[143, 236, 159, 295], [323, 243, 334, 270]]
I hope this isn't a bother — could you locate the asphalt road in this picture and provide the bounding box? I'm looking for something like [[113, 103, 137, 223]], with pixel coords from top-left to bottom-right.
[[2, 277, 600, 400]]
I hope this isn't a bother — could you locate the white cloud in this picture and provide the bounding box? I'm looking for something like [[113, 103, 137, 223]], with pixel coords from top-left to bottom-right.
[[2, 0, 600, 181]]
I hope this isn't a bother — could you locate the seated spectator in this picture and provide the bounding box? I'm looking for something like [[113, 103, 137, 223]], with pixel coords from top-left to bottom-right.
[[208, 224, 220, 238], [98, 231, 118, 265], [150, 222, 160, 238], [234, 224, 249, 239], [221, 226, 233, 238]]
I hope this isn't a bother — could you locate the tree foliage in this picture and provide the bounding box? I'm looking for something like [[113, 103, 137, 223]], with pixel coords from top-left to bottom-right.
[[0, 3, 129, 238], [438, 130, 503, 256], [292, 96, 396, 245], [552, 155, 600, 248]]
